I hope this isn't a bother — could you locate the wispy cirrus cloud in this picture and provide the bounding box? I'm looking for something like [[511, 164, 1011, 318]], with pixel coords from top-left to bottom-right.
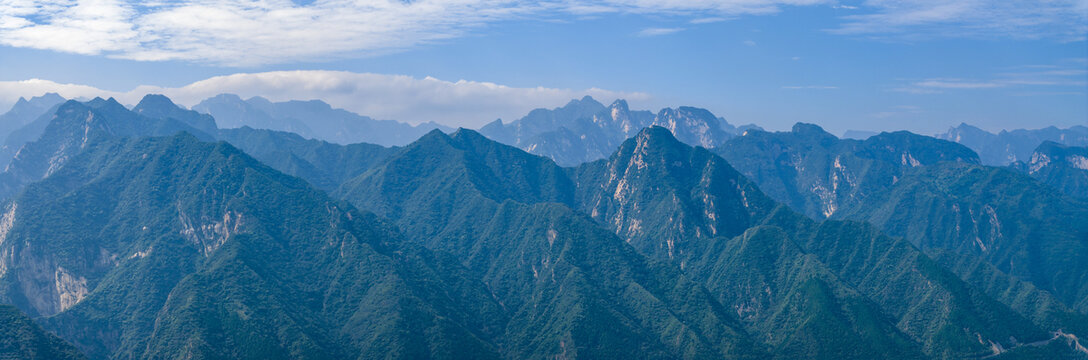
[[638, 27, 684, 36], [910, 79, 1005, 89], [0, 0, 1083, 66], [782, 85, 838, 89], [0, 0, 831, 66], [0, 71, 651, 128], [892, 62, 1088, 94], [830, 0, 1088, 41], [690, 17, 727, 24]]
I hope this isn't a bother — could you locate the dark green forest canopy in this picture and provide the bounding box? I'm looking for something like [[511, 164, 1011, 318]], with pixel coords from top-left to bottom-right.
[[0, 97, 1084, 359]]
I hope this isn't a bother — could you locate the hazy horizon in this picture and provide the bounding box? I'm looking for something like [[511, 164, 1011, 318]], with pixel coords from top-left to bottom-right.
[[1, 1, 1085, 136]]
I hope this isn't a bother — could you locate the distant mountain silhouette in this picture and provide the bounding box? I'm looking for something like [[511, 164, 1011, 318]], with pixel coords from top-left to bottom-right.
[[193, 93, 451, 146], [937, 123, 1088, 165]]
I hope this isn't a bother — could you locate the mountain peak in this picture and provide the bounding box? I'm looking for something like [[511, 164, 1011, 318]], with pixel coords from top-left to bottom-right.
[[949, 122, 989, 134], [1035, 140, 1063, 152], [791, 122, 836, 140], [286, 99, 333, 111], [675, 106, 715, 117], [3, 93, 66, 121], [133, 94, 217, 133], [245, 96, 275, 109], [408, 127, 455, 150], [421, 127, 451, 140], [565, 95, 604, 110], [609, 99, 629, 110], [134, 94, 180, 111], [35, 92, 65, 104], [634, 125, 683, 146], [207, 93, 243, 102], [84, 97, 127, 113], [450, 127, 487, 142], [791, 122, 828, 134], [10, 93, 64, 111], [1032, 140, 1086, 159], [56, 99, 89, 113]]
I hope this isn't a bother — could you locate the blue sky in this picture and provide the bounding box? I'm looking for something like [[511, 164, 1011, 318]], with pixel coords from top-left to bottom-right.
[[0, 0, 1085, 135]]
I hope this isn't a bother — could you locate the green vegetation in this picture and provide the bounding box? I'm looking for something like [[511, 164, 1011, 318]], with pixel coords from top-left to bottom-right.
[[574, 127, 1052, 358], [1011, 141, 1088, 199], [0, 305, 86, 360], [339, 129, 767, 359], [0, 134, 503, 359], [836, 162, 1088, 314], [713, 123, 979, 220], [0, 97, 1085, 359]]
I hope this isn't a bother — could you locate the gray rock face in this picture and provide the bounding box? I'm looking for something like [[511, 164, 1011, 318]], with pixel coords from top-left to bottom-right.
[[479, 96, 755, 166]]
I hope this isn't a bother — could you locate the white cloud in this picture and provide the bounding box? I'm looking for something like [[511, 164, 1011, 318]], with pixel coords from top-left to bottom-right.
[[0, 0, 831, 66], [892, 66, 1088, 93], [912, 79, 1005, 89], [599, 0, 829, 15], [0, 0, 544, 66], [1, 0, 1081, 66], [0, 71, 652, 128], [690, 17, 726, 24], [0, 78, 126, 102], [742, 39, 757, 46], [781, 85, 838, 89], [830, 0, 1088, 40], [638, 27, 684, 36]]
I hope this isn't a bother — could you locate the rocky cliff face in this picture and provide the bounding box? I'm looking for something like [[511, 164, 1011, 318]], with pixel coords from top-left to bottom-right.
[[714, 124, 979, 220], [479, 97, 750, 166], [1011, 141, 1088, 199]]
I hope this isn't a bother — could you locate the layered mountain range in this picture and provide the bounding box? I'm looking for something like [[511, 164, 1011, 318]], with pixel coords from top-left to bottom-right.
[[192, 94, 450, 146], [1010, 141, 1088, 199], [937, 123, 1088, 166], [0, 93, 68, 170], [478, 96, 760, 166], [0, 95, 1084, 359]]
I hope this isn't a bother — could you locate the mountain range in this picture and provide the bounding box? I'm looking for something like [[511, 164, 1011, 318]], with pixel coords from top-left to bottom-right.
[[1010, 141, 1088, 199], [0, 94, 1085, 359], [0, 93, 68, 171], [937, 123, 1088, 166], [192, 94, 450, 146], [478, 96, 760, 166]]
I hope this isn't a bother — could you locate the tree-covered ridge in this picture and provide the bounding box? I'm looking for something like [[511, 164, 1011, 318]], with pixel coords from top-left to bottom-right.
[[0, 304, 86, 360], [713, 123, 979, 220], [216, 126, 398, 192], [574, 127, 1059, 358], [705, 121, 1088, 347], [338, 128, 767, 359], [0, 97, 215, 201], [836, 162, 1088, 314], [0, 95, 1085, 359], [338, 125, 1084, 358], [0, 93, 68, 170], [0, 133, 505, 359], [1011, 141, 1088, 199]]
